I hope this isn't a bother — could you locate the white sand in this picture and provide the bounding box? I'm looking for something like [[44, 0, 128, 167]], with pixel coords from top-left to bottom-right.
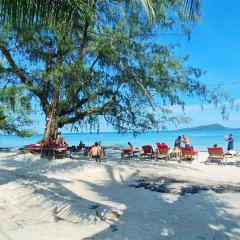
[[0, 150, 240, 240]]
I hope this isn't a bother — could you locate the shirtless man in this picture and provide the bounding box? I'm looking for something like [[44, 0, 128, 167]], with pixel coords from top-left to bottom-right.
[[182, 135, 190, 147], [89, 142, 102, 162]]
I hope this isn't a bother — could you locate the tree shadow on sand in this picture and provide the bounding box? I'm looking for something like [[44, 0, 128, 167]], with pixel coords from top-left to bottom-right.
[[0, 155, 121, 226], [0, 153, 240, 240], [75, 166, 240, 240]]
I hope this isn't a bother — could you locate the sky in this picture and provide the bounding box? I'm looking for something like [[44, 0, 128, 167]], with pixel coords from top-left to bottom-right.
[[162, 0, 240, 129], [32, 0, 240, 133]]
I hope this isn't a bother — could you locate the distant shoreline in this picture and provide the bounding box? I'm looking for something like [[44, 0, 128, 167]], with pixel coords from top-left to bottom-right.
[[1, 125, 240, 136]]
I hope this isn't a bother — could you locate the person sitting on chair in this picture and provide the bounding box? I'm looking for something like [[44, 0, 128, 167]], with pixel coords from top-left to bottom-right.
[[54, 132, 67, 147], [128, 142, 133, 152], [89, 142, 102, 162], [78, 141, 85, 150]]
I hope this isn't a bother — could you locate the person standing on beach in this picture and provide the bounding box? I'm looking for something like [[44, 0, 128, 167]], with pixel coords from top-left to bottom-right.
[[182, 135, 190, 147], [225, 134, 234, 151], [174, 136, 181, 148]]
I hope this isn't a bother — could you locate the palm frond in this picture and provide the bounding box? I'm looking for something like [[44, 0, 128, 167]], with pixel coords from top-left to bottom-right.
[[0, 0, 90, 26], [0, 0, 200, 27], [183, 0, 200, 19]]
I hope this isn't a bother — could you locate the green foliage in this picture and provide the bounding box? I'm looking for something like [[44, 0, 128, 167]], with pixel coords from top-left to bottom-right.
[[0, 0, 232, 135], [0, 86, 35, 136]]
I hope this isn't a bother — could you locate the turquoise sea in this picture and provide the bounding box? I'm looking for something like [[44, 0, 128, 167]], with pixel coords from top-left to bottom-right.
[[1, 130, 240, 151]]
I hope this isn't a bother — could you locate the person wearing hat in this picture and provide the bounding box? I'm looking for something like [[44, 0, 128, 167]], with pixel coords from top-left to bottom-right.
[[225, 134, 234, 151]]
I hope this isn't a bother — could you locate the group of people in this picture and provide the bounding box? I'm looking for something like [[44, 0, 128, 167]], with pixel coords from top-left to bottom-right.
[[174, 135, 190, 148], [174, 134, 234, 151], [44, 132, 235, 161]]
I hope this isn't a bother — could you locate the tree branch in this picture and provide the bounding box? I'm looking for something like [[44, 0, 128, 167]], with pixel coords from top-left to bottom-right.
[[0, 43, 50, 113], [60, 101, 115, 125], [59, 88, 114, 117], [59, 97, 89, 116], [78, 0, 97, 59], [61, 55, 101, 112]]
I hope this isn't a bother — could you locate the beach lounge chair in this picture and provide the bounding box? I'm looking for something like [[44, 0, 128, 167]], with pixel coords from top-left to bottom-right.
[[24, 144, 42, 154], [156, 142, 162, 149], [180, 147, 198, 163], [121, 148, 140, 159], [40, 145, 67, 159], [156, 143, 169, 161], [224, 150, 239, 165], [207, 147, 224, 165], [23, 144, 67, 159], [141, 145, 155, 159]]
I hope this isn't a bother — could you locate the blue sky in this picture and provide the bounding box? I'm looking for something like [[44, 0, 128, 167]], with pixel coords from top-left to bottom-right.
[[32, 0, 240, 133], [165, 0, 240, 129]]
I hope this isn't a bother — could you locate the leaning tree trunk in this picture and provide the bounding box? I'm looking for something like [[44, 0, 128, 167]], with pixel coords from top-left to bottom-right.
[[44, 107, 59, 145], [43, 48, 62, 144], [44, 113, 58, 143]]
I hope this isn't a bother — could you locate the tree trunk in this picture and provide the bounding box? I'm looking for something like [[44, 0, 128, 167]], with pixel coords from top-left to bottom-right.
[[44, 47, 62, 144], [44, 109, 59, 144]]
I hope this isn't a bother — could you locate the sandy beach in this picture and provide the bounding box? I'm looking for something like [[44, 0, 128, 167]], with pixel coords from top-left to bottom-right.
[[0, 150, 240, 240]]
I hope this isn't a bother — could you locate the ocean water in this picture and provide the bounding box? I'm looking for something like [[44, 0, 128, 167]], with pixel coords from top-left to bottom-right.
[[1, 130, 240, 151]]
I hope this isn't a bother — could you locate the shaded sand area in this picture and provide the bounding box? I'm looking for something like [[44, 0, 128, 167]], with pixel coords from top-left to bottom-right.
[[0, 151, 240, 240]]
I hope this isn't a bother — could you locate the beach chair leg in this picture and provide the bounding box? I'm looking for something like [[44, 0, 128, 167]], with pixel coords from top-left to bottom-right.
[[52, 149, 56, 160], [47, 148, 51, 160], [40, 147, 44, 158]]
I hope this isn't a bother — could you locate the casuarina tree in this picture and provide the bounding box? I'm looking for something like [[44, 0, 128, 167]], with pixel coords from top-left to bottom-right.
[[0, 0, 229, 141]]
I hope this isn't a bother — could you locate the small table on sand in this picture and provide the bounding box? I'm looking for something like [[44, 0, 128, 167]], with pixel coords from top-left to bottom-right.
[[169, 148, 182, 161], [224, 152, 239, 165]]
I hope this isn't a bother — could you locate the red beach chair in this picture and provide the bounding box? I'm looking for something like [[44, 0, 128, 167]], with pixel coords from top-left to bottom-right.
[[121, 148, 140, 158], [141, 145, 156, 159], [156, 143, 169, 161], [207, 147, 224, 165], [180, 147, 198, 163]]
